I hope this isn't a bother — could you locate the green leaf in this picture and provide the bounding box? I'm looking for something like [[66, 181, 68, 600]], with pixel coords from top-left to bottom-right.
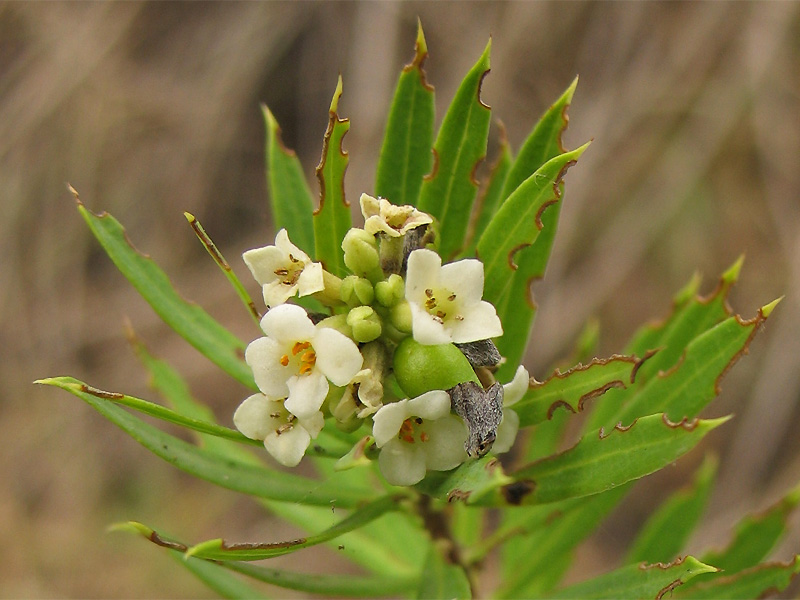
[[313, 76, 352, 277], [184, 212, 261, 327], [625, 455, 718, 564], [375, 20, 435, 208], [417, 39, 492, 259], [611, 301, 779, 429], [497, 489, 627, 598], [263, 105, 316, 255], [479, 414, 729, 507], [414, 456, 512, 505], [416, 543, 472, 600], [585, 258, 749, 434], [674, 557, 800, 600], [120, 521, 416, 597], [699, 483, 800, 574], [225, 561, 418, 598], [171, 552, 269, 600], [513, 354, 651, 428], [549, 556, 717, 599], [72, 192, 255, 389], [461, 124, 512, 256], [625, 256, 743, 383], [477, 143, 589, 310], [500, 77, 578, 201], [37, 377, 374, 507], [185, 495, 401, 561]]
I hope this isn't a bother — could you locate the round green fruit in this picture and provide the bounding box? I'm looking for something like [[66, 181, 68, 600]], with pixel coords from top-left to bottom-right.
[[392, 337, 478, 398]]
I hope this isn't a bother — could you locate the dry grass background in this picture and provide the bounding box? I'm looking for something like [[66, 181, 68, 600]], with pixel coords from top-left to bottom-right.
[[2, 2, 799, 597]]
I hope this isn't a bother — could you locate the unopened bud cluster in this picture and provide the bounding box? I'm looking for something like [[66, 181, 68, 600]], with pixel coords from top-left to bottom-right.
[[234, 193, 528, 485]]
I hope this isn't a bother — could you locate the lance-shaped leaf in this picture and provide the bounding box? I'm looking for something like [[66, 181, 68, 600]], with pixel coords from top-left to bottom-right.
[[699, 483, 800, 574], [674, 556, 800, 600], [122, 521, 417, 598], [416, 543, 472, 600], [586, 258, 749, 433], [549, 556, 718, 600], [171, 552, 268, 600], [500, 76, 578, 201], [226, 561, 418, 598], [497, 489, 627, 598], [375, 20, 435, 208], [184, 212, 261, 326], [513, 354, 652, 428], [626, 455, 718, 565], [477, 143, 589, 308], [313, 76, 351, 277], [612, 300, 780, 429], [112, 523, 268, 600], [461, 123, 512, 256], [186, 495, 401, 561], [417, 39, 492, 259], [72, 192, 255, 389], [625, 256, 743, 383], [37, 378, 374, 507], [475, 414, 729, 507], [263, 105, 316, 256]]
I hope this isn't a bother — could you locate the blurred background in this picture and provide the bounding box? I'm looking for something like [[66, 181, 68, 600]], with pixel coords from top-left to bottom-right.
[[2, 2, 799, 597]]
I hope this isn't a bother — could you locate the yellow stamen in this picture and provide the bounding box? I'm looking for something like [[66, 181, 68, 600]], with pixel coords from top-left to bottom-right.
[[280, 354, 290, 366]]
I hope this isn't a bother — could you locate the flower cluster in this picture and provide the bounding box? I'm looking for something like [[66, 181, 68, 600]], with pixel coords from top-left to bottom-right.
[[234, 194, 528, 485]]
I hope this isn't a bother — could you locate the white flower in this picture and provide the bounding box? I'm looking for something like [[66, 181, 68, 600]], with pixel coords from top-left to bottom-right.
[[372, 391, 468, 486], [405, 248, 503, 345], [341, 367, 385, 418], [245, 304, 363, 419], [234, 393, 324, 467], [360, 193, 432, 238], [493, 365, 529, 454], [243, 229, 324, 308]]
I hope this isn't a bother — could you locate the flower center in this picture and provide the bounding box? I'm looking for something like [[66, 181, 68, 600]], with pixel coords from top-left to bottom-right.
[[398, 417, 431, 444], [274, 253, 305, 286], [423, 287, 464, 324], [279, 340, 317, 375]]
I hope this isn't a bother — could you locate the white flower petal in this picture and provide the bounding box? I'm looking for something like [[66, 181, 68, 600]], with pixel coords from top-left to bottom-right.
[[313, 327, 363, 386], [503, 366, 530, 407], [284, 372, 329, 419], [449, 301, 503, 343], [408, 303, 451, 345], [372, 400, 410, 447], [405, 249, 442, 301], [378, 439, 427, 486], [260, 304, 316, 343], [439, 259, 484, 304], [264, 425, 311, 467], [273, 228, 311, 262], [242, 245, 287, 286], [233, 394, 281, 441], [298, 410, 325, 438], [296, 262, 325, 297], [422, 415, 469, 471], [407, 390, 451, 421], [492, 409, 519, 454], [245, 337, 290, 398], [359, 193, 381, 220], [262, 280, 298, 307]]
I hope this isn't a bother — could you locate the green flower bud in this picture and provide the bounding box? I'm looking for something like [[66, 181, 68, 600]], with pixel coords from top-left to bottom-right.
[[346, 306, 382, 343], [374, 274, 405, 307], [316, 314, 353, 339], [342, 228, 382, 280], [340, 275, 375, 307], [389, 300, 413, 334], [392, 337, 479, 399]]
